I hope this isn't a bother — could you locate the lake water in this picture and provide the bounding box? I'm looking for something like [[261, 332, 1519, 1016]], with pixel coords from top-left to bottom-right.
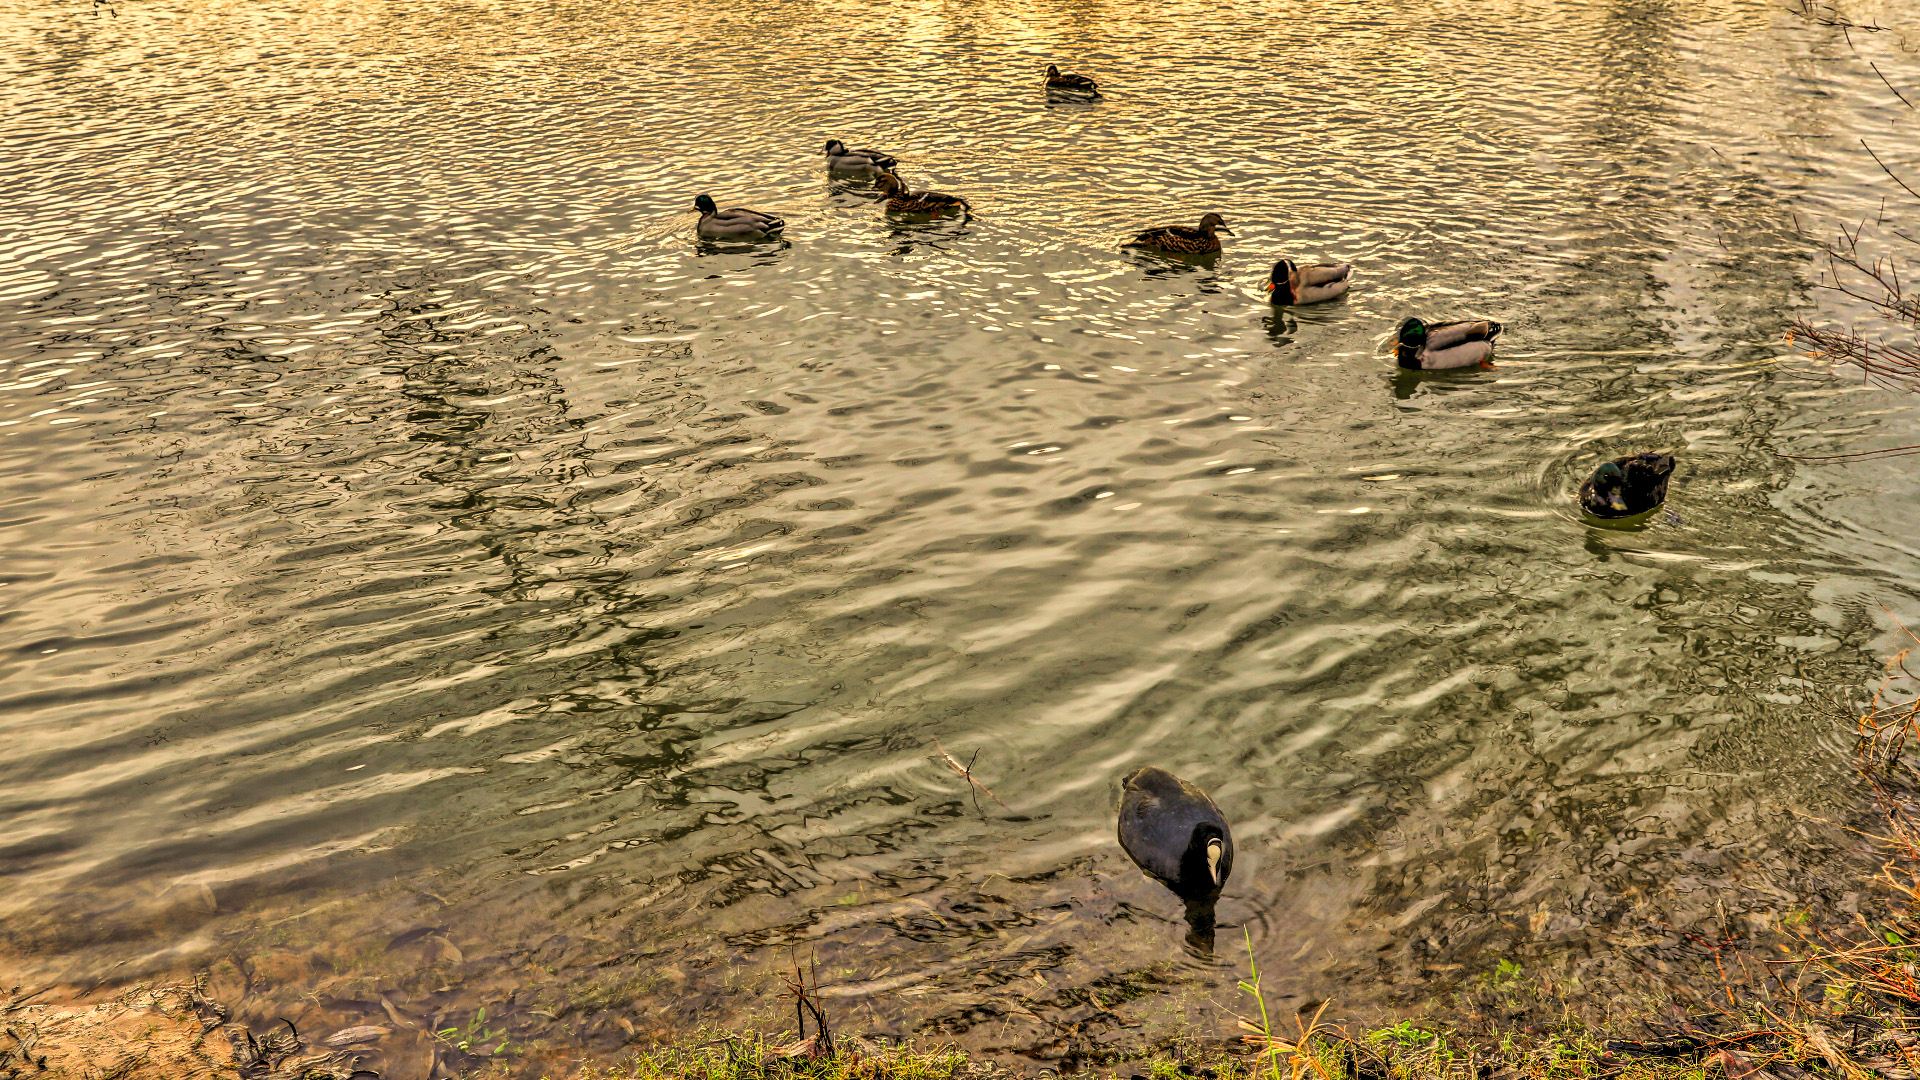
[[5, 0, 1920, 1072]]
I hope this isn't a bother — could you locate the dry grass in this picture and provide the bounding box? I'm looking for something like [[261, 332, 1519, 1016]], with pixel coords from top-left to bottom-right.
[[576, 1034, 989, 1080]]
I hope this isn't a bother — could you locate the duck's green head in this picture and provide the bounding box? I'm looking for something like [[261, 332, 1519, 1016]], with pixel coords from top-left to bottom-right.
[[1397, 317, 1428, 345], [694, 194, 717, 216], [824, 139, 846, 156], [1592, 461, 1629, 513]]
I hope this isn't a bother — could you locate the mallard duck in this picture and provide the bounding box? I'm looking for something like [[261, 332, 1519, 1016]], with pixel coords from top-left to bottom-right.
[[1044, 64, 1103, 97], [1126, 213, 1232, 255], [873, 172, 969, 215], [1395, 317, 1501, 370], [1579, 452, 1676, 518], [693, 194, 785, 240], [1119, 767, 1233, 903], [1268, 259, 1351, 305], [823, 139, 897, 175]]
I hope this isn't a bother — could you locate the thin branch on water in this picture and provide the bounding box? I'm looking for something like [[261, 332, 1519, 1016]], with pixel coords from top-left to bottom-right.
[[932, 737, 1010, 814], [1873, 62, 1915, 108], [1863, 140, 1920, 203]]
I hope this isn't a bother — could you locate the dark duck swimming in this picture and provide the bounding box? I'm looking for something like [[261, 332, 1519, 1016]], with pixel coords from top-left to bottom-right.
[[874, 172, 970, 215], [1579, 451, 1676, 519], [1044, 63, 1103, 97], [1118, 767, 1233, 903], [1126, 213, 1232, 255]]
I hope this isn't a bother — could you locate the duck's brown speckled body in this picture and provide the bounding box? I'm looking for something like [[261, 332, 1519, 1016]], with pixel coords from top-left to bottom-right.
[[1127, 213, 1232, 254], [875, 173, 970, 215]]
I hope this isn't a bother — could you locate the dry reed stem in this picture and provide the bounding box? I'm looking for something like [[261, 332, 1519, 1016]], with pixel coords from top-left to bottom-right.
[[931, 738, 1010, 814]]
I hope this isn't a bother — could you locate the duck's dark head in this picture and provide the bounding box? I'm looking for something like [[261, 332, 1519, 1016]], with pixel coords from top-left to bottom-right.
[[824, 139, 846, 156], [1267, 259, 1296, 300], [876, 172, 903, 195], [1177, 823, 1231, 901], [1397, 317, 1428, 346], [1589, 460, 1628, 514], [1198, 213, 1232, 235], [693, 194, 717, 216], [1045, 64, 1062, 78]]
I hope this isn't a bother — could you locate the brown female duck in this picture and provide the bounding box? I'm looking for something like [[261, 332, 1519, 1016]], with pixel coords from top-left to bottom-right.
[[1044, 64, 1103, 97], [1126, 213, 1232, 255], [874, 173, 970, 215]]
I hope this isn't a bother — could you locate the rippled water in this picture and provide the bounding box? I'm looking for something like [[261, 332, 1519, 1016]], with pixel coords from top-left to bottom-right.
[[6, 0, 1920, 1070]]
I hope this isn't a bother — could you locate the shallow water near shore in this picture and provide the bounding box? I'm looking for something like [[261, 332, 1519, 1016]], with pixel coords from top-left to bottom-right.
[[6, 0, 1920, 1070]]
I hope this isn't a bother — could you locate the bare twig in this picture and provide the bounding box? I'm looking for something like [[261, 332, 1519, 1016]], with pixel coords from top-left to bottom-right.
[[1864, 140, 1920, 204], [779, 952, 833, 1059], [932, 737, 1010, 813], [1873, 62, 1915, 108]]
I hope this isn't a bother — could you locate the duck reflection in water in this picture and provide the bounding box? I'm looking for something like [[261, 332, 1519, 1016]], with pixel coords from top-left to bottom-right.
[[1264, 309, 1297, 348], [1118, 766, 1234, 955]]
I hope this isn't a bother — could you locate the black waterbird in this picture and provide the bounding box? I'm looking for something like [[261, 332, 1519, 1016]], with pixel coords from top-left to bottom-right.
[[1119, 767, 1233, 952]]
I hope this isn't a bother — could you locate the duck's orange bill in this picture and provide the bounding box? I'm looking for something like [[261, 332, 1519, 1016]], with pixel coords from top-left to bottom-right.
[[1263, 282, 1273, 291]]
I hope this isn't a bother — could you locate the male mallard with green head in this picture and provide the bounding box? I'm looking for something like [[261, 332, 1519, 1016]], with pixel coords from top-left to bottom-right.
[[874, 173, 970, 215], [1268, 259, 1351, 305], [1126, 213, 1232, 255], [1395, 317, 1501, 370], [1044, 64, 1103, 97], [823, 139, 898, 175], [693, 194, 785, 240], [1579, 452, 1676, 518]]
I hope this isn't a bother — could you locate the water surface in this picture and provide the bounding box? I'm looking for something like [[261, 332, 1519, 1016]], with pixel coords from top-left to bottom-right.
[[4, 0, 1920, 1069]]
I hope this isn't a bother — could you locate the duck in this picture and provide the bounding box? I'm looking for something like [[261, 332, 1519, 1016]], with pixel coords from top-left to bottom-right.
[[874, 172, 970, 215], [1579, 452, 1676, 518], [693, 194, 786, 240], [823, 139, 898, 175], [1044, 64, 1103, 97], [1395, 317, 1501, 370], [1126, 213, 1232, 255], [1118, 767, 1233, 904], [1268, 259, 1351, 305]]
